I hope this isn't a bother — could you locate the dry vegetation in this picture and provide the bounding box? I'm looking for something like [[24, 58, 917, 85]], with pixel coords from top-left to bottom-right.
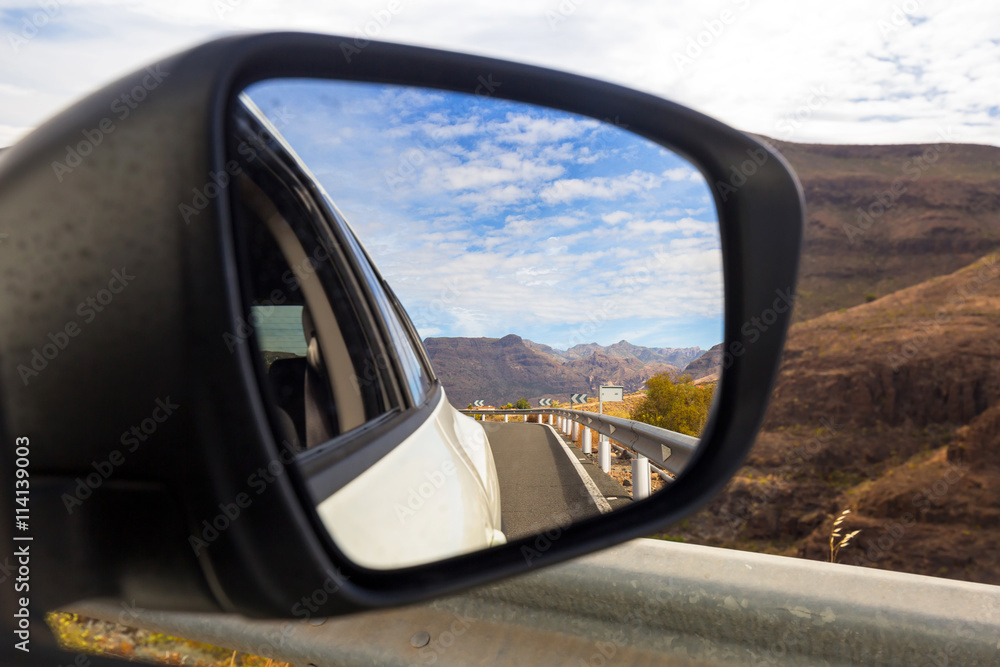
[[47, 612, 292, 667]]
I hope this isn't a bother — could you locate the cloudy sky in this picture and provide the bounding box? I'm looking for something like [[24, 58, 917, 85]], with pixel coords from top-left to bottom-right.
[[246, 81, 721, 349], [2, 0, 996, 348]]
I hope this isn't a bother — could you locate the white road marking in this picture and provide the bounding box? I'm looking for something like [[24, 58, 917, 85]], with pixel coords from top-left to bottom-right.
[[543, 424, 613, 514]]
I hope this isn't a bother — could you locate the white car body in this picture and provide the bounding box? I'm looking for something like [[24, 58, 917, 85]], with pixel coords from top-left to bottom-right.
[[316, 389, 505, 569]]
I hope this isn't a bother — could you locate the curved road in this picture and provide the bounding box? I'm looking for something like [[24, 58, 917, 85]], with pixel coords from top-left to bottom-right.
[[481, 421, 632, 540]]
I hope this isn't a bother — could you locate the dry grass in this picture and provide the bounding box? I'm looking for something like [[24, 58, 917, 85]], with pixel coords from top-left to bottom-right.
[[47, 612, 293, 667], [828, 509, 861, 563]]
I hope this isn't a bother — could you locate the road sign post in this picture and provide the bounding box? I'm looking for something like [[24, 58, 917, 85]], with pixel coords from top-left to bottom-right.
[[569, 394, 587, 444], [597, 386, 623, 472]]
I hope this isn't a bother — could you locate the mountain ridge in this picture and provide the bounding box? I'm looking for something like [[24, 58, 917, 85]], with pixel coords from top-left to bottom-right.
[[424, 334, 704, 407]]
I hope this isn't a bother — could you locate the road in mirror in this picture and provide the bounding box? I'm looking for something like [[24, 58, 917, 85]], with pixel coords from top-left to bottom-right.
[[235, 80, 723, 569]]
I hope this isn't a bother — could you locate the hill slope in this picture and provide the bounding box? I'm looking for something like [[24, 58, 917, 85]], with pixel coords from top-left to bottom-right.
[[424, 335, 688, 407], [760, 138, 1000, 322], [681, 342, 723, 380], [527, 339, 703, 368], [669, 253, 1000, 584]]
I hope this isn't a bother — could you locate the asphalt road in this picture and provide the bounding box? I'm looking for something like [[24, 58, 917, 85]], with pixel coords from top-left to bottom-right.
[[483, 422, 631, 541]]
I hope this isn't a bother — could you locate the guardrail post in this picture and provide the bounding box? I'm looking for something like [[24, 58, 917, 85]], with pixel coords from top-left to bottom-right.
[[548, 414, 554, 425], [582, 428, 592, 454], [523, 414, 527, 422], [504, 414, 509, 423], [572, 421, 580, 441], [632, 456, 651, 500], [598, 434, 610, 473]]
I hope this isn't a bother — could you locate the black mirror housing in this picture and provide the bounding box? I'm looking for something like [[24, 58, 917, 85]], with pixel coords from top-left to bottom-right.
[[0, 33, 802, 618]]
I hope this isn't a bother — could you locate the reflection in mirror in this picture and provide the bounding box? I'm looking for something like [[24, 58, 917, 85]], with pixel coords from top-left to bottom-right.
[[232, 80, 722, 569]]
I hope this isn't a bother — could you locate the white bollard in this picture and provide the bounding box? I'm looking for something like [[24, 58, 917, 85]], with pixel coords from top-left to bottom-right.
[[523, 414, 527, 422], [548, 414, 554, 425], [598, 434, 610, 473], [572, 421, 580, 441], [582, 428, 592, 454], [504, 414, 509, 423], [632, 456, 651, 500]]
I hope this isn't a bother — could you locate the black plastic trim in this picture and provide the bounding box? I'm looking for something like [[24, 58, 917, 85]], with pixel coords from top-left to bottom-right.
[[0, 32, 803, 619]]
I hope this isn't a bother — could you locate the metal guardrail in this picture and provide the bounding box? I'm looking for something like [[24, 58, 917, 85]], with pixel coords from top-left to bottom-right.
[[68, 538, 1000, 666], [459, 408, 698, 476]]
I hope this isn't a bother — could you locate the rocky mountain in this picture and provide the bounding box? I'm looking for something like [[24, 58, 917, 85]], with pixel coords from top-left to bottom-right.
[[551, 340, 702, 368], [423, 334, 685, 407], [522, 339, 568, 363], [756, 138, 1000, 323], [424, 334, 573, 408], [681, 342, 723, 380]]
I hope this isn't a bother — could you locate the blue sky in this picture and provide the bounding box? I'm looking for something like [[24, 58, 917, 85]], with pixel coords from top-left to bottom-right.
[[245, 81, 723, 350]]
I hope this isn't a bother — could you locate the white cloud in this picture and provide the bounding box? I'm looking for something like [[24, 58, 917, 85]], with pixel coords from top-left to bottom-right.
[[1, 0, 999, 150], [662, 167, 695, 180], [438, 152, 564, 190], [539, 170, 661, 204], [491, 113, 598, 145], [453, 183, 533, 210], [601, 211, 632, 224], [624, 217, 716, 237]]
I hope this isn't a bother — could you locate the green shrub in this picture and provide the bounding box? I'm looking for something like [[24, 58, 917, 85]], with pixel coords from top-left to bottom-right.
[[629, 373, 714, 437]]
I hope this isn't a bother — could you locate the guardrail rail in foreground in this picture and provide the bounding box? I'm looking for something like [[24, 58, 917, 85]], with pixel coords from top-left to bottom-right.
[[69, 538, 1000, 666], [459, 408, 699, 476]]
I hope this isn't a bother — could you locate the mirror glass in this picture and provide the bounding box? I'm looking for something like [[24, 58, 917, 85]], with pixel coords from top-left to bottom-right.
[[231, 79, 723, 569]]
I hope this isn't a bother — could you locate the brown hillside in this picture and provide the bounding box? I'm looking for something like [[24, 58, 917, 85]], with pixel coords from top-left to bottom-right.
[[765, 252, 1000, 429], [424, 335, 680, 408], [681, 342, 722, 380], [667, 253, 1000, 585], [759, 138, 1000, 322], [424, 334, 580, 408]]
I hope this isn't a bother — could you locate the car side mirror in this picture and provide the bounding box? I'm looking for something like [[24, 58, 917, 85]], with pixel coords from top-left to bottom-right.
[[0, 33, 802, 618]]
